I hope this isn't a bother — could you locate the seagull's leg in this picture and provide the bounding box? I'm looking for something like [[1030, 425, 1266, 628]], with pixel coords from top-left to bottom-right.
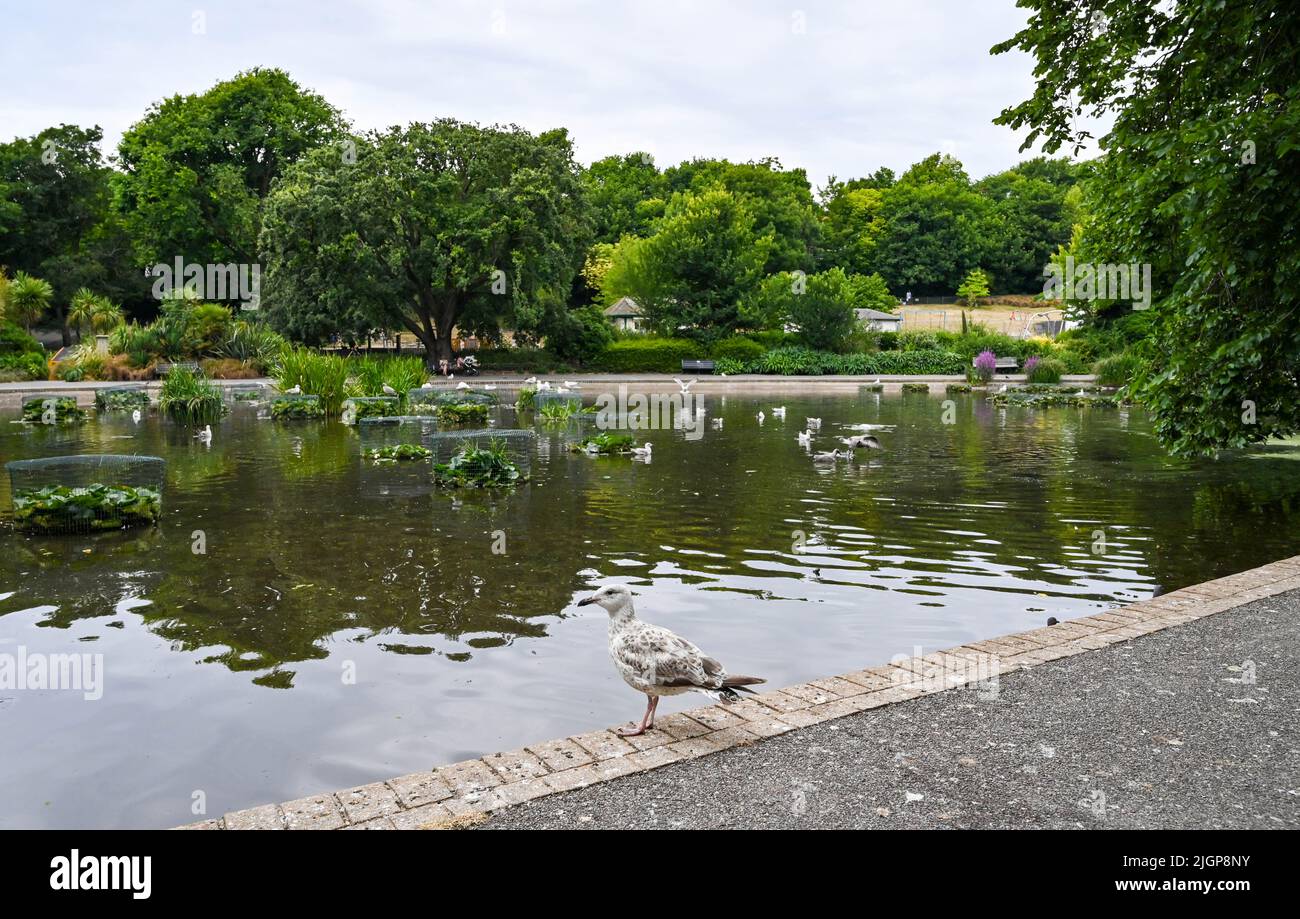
[[646, 695, 660, 729], [617, 696, 654, 737]]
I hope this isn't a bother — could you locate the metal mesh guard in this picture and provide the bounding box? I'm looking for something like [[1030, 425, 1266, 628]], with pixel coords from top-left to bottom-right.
[[7, 454, 165, 534], [94, 385, 151, 412]]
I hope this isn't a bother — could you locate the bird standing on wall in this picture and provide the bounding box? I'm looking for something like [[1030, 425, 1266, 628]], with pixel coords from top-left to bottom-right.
[[578, 585, 765, 737]]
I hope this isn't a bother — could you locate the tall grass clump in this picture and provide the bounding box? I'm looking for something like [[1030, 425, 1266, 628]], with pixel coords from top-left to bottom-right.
[[158, 366, 226, 424], [275, 346, 349, 416]]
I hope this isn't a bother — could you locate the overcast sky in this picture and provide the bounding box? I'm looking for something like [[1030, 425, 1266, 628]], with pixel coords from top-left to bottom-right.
[[4, 0, 1098, 185]]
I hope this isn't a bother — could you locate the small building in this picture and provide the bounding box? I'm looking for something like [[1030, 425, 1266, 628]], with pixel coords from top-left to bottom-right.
[[604, 297, 645, 332], [855, 308, 902, 333]]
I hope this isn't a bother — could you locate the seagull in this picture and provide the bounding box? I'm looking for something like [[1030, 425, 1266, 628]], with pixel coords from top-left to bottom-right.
[[772, 406, 786, 418], [813, 449, 842, 463], [285, 384, 302, 395], [672, 377, 696, 394], [131, 409, 142, 424], [1076, 389, 1087, 397], [421, 381, 434, 390], [756, 411, 765, 424], [456, 381, 470, 390], [997, 384, 1008, 394], [631, 442, 652, 457], [806, 417, 821, 429], [382, 384, 398, 396], [845, 423, 894, 432], [484, 384, 497, 390], [841, 434, 883, 450], [538, 381, 552, 391], [563, 381, 580, 390], [524, 376, 539, 385], [796, 430, 812, 446], [194, 424, 212, 444], [578, 585, 765, 737], [871, 378, 881, 385]]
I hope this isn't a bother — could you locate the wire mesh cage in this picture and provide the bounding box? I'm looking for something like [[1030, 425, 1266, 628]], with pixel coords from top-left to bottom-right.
[[533, 389, 584, 411], [406, 388, 498, 411], [94, 385, 151, 412], [356, 416, 440, 497], [224, 381, 270, 404], [342, 396, 399, 425], [21, 394, 87, 425], [6, 454, 165, 534], [424, 429, 536, 487], [268, 394, 324, 420]]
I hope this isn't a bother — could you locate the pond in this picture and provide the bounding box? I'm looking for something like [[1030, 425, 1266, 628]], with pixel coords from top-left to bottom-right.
[[3, 386, 1300, 828]]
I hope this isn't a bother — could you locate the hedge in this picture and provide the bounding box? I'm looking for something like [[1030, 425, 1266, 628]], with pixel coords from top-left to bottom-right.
[[589, 338, 705, 373], [710, 337, 766, 364], [744, 346, 967, 376]]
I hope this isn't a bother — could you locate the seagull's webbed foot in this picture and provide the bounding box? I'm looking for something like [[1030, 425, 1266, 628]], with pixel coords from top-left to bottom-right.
[[616, 725, 647, 737]]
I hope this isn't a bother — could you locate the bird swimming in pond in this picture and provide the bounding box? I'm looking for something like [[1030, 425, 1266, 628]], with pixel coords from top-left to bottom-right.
[[285, 384, 302, 395], [382, 384, 397, 396], [631, 442, 652, 457], [131, 409, 142, 424], [845, 423, 894, 432], [420, 381, 434, 390], [1076, 389, 1087, 397], [756, 411, 765, 424], [796, 430, 812, 446], [806, 417, 821, 429], [578, 584, 766, 737], [195, 424, 212, 444], [813, 449, 843, 463], [772, 406, 786, 418], [524, 376, 538, 385], [841, 434, 882, 450], [563, 381, 580, 390], [997, 384, 1008, 394]]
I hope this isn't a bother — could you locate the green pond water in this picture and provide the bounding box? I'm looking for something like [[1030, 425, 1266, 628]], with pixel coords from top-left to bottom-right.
[[2, 387, 1299, 828]]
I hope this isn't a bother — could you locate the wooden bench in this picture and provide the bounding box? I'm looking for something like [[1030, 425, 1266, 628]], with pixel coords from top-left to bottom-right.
[[681, 359, 716, 374], [155, 361, 201, 378], [972, 356, 1020, 373]]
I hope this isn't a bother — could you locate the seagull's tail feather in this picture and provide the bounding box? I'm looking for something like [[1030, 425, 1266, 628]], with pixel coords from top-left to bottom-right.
[[705, 675, 765, 703]]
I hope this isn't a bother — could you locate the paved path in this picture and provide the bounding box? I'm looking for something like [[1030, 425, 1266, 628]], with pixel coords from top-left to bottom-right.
[[483, 590, 1299, 830]]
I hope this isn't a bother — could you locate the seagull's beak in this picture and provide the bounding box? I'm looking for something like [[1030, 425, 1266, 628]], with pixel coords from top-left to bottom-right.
[[577, 595, 597, 607]]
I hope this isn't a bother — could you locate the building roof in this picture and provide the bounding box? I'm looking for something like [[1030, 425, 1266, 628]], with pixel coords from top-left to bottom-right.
[[855, 308, 901, 321], [604, 297, 643, 317]]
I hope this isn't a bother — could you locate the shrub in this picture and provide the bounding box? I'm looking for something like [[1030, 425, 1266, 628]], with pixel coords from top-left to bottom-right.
[[973, 350, 997, 383], [0, 350, 48, 381], [476, 348, 564, 373], [589, 337, 706, 373], [896, 331, 943, 351], [713, 357, 748, 375], [274, 347, 349, 416], [1026, 356, 1065, 384], [215, 320, 287, 371], [710, 337, 766, 364], [1093, 351, 1140, 388], [724, 346, 967, 376], [545, 305, 613, 364], [158, 367, 227, 424], [0, 321, 43, 356], [201, 357, 262, 379]]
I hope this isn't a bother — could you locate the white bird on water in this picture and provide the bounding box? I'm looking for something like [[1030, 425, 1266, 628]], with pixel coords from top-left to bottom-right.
[[578, 585, 765, 736], [813, 449, 843, 463], [631, 442, 652, 457], [382, 384, 397, 396], [672, 377, 696, 394], [796, 430, 812, 446], [841, 434, 883, 450], [420, 381, 434, 390], [1076, 389, 1088, 397], [806, 417, 821, 429], [194, 424, 212, 444], [131, 409, 142, 424], [484, 384, 497, 391], [772, 406, 786, 418], [997, 384, 1008, 394], [524, 376, 539, 385], [285, 384, 302, 395], [756, 411, 765, 424], [456, 381, 470, 390]]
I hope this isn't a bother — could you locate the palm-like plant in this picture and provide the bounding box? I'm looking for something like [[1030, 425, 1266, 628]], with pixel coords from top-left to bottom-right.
[[68, 288, 125, 339], [8, 272, 53, 332]]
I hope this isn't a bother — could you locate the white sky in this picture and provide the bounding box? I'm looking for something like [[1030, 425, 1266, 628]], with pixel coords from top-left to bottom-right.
[[3, 0, 1103, 185]]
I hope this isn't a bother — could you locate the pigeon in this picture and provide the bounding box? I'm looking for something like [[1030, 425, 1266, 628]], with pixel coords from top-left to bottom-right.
[[578, 585, 765, 737]]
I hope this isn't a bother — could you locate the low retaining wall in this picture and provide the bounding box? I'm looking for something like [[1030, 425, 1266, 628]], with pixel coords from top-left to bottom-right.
[[180, 553, 1300, 830]]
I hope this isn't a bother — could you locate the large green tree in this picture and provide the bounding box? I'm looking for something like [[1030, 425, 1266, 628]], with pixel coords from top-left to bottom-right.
[[260, 119, 590, 365], [582, 153, 666, 245], [115, 68, 344, 268], [994, 0, 1300, 455]]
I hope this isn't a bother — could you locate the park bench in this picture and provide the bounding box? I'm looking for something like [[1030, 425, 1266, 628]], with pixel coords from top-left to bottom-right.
[[681, 359, 716, 374], [971, 356, 1020, 373], [155, 361, 201, 378]]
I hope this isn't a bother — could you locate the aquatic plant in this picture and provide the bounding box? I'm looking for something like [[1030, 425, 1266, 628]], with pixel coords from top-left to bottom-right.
[[432, 438, 525, 488], [570, 432, 635, 454], [516, 385, 537, 411], [901, 382, 930, 393], [158, 367, 227, 424], [274, 347, 349, 416], [537, 400, 582, 425], [95, 388, 151, 412], [22, 397, 85, 424], [13, 484, 162, 533], [270, 396, 325, 419], [366, 444, 433, 463], [434, 401, 489, 425], [945, 383, 972, 393]]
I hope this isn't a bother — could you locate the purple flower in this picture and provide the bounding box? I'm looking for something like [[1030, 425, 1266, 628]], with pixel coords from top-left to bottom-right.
[[1024, 356, 1040, 375], [974, 349, 997, 382]]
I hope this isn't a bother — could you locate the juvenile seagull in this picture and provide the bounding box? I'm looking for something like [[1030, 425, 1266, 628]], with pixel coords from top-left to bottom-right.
[[772, 406, 786, 418], [756, 411, 765, 424], [841, 434, 883, 450], [194, 424, 213, 444], [382, 383, 398, 396], [806, 417, 821, 429], [579, 585, 765, 736], [813, 448, 843, 463]]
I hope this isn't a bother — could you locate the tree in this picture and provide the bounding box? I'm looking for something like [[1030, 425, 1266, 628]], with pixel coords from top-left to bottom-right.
[[993, 0, 1300, 455], [7, 272, 52, 332], [115, 68, 345, 268], [752, 268, 859, 351], [600, 188, 772, 341], [975, 158, 1079, 291], [68, 288, 124, 338], [956, 268, 991, 304], [582, 153, 666, 245], [868, 176, 991, 295], [260, 120, 590, 365]]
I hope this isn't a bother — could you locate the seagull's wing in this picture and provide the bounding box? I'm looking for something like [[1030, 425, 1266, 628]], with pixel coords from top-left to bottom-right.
[[614, 623, 725, 691]]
